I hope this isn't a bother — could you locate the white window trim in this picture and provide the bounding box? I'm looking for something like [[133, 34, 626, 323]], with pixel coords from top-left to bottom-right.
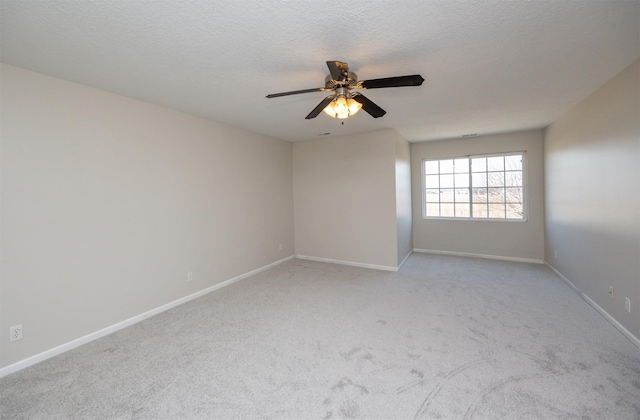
[[421, 151, 528, 222]]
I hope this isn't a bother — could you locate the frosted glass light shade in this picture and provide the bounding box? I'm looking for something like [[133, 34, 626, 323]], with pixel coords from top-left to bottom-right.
[[323, 96, 362, 119]]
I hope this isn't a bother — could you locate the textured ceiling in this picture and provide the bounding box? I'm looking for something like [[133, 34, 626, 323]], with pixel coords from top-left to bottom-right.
[[1, 1, 639, 142]]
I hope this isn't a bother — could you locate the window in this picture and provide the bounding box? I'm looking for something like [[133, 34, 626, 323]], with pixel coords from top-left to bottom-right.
[[423, 152, 525, 220]]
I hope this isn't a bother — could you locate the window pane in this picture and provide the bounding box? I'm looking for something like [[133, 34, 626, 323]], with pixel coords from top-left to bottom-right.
[[471, 157, 486, 172], [454, 189, 470, 203], [455, 204, 470, 217], [440, 203, 455, 217], [440, 189, 454, 202], [505, 154, 522, 170], [472, 188, 487, 203], [473, 204, 488, 218], [489, 203, 505, 218], [440, 159, 454, 173], [506, 203, 524, 219], [487, 156, 504, 171], [423, 153, 525, 221], [505, 171, 522, 187], [426, 203, 440, 217], [455, 173, 469, 188], [425, 160, 439, 175], [425, 175, 439, 188], [425, 189, 440, 203], [454, 158, 469, 173], [488, 172, 505, 187], [440, 174, 454, 188], [472, 173, 487, 187], [488, 188, 505, 203], [505, 187, 522, 203]]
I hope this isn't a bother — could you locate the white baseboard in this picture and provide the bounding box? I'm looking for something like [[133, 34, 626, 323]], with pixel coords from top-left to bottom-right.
[[0, 255, 296, 378], [398, 250, 413, 270], [545, 262, 640, 350], [413, 248, 544, 264], [295, 255, 398, 272]]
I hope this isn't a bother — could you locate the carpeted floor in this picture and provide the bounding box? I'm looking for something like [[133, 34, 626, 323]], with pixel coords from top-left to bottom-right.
[[2, 254, 640, 419]]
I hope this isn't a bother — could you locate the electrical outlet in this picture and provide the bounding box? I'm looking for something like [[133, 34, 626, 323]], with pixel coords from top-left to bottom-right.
[[10, 325, 23, 342], [279, 243, 283, 251], [554, 250, 557, 259], [187, 271, 193, 282], [625, 297, 631, 313], [609, 286, 615, 300]]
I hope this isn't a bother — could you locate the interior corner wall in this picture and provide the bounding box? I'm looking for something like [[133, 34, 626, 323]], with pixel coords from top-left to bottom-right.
[[0, 64, 295, 369], [543, 58, 640, 341], [293, 130, 399, 270], [395, 134, 412, 265], [410, 131, 545, 262]]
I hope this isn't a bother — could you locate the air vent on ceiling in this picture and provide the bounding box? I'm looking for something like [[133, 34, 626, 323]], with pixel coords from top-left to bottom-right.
[[461, 133, 478, 138]]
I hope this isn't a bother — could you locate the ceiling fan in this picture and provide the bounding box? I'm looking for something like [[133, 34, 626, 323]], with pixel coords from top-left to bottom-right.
[[266, 61, 424, 120]]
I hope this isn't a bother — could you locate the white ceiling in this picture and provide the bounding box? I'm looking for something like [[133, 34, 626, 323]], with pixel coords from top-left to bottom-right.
[[1, 1, 638, 142]]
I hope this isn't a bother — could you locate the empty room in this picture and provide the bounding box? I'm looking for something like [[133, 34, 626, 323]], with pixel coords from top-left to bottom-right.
[[1, 1, 639, 419]]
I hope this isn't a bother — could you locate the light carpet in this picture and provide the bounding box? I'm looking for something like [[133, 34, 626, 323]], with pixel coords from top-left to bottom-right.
[[2, 254, 639, 419]]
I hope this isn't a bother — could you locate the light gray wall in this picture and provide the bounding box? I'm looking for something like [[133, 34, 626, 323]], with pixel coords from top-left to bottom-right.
[[395, 134, 413, 265], [0, 64, 294, 368], [544, 58, 639, 340], [293, 130, 400, 270], [411, 131, 545, 262]]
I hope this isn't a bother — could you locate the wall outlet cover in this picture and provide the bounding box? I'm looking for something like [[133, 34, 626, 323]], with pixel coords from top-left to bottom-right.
[[10, 325, 23, 342]]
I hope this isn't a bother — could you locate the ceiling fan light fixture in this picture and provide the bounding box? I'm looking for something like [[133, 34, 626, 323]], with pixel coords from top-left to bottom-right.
[[323, 90, 362, 119]]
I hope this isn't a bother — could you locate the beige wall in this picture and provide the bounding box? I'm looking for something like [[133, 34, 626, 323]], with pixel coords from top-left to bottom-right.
[[544, 59, 640, 340], [395, 134, 413, 265], [293, 130, 401, 270], [411, 131, 545, 262], [0, 64, 294, 368]]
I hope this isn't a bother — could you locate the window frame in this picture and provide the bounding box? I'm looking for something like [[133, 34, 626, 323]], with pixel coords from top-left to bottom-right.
[[422, 151, 527, 222]]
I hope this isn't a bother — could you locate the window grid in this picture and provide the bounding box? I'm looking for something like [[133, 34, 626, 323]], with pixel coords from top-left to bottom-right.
[[424, 152, 524, 220]]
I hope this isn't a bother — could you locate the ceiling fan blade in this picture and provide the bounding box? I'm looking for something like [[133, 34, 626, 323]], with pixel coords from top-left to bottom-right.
[[326, 61, 349, 80], [360, 74, 425, 89], [305, 96, 335, 119], [353, 94, 386, 118], [266, 87, 325, 98]]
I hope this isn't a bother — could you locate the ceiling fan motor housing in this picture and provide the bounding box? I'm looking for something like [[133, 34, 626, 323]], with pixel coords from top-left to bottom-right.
[[324, 72, 358, 89]]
